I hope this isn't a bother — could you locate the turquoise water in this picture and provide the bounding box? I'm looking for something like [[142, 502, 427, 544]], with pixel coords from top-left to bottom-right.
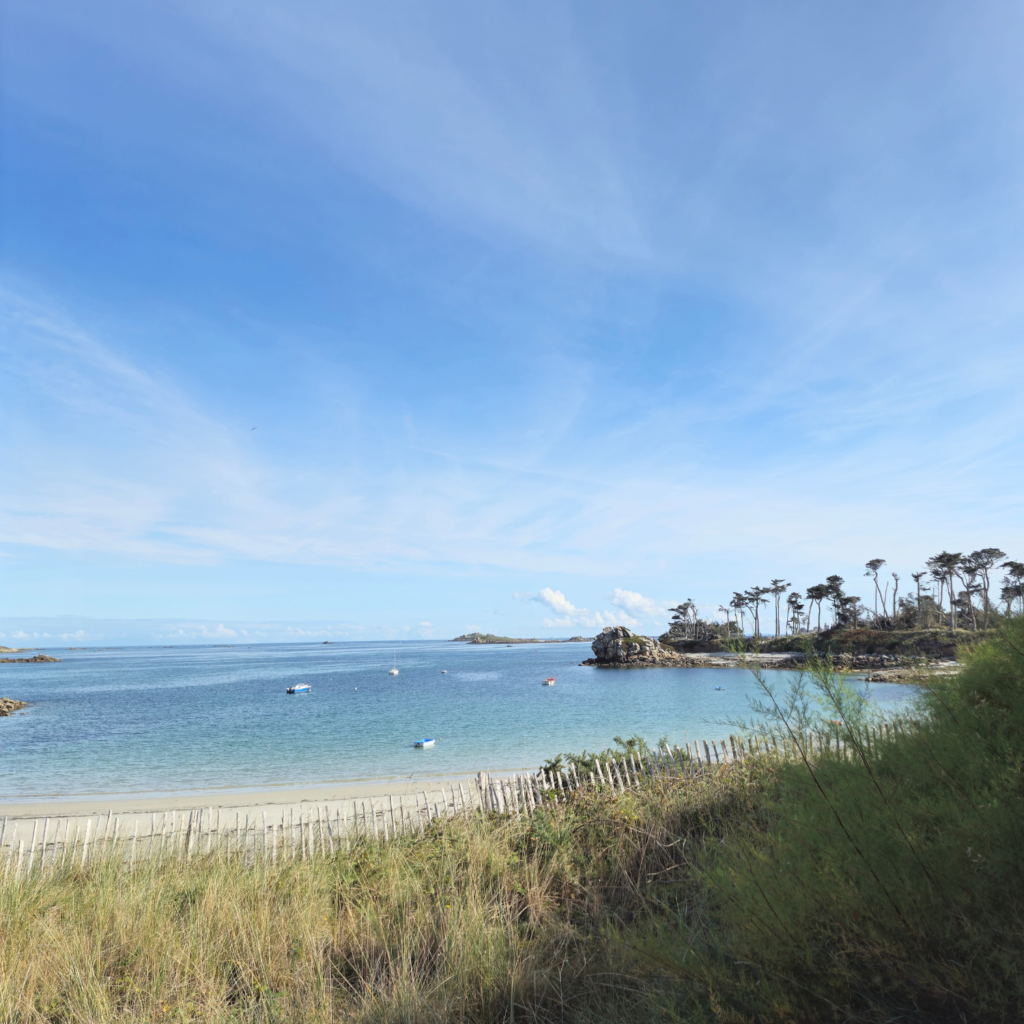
[[0, 641, 918, 800]]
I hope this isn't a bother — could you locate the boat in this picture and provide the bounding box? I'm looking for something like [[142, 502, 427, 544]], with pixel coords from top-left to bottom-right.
[[388, 650, 399, 676], [542, 677, 556, 686], [714, 686, 725, 691], [286, 684, 311, 694], [441, 669, 447, 674], [413, 738, 435, 748]]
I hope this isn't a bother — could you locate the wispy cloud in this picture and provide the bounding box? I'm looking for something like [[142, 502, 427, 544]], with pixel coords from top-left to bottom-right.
[[2, 2, 1023, 632], [2, 281, 1020, 596]]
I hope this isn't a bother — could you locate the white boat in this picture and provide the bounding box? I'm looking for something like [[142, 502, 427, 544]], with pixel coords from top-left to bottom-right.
[[413, 738, 435, 748], [287, 684, 311, 694], [388, 650, 399, 676], [542, 677, 556, 686]]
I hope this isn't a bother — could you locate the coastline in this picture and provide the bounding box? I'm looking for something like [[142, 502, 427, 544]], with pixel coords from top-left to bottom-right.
[[0, 769, 535, 821]]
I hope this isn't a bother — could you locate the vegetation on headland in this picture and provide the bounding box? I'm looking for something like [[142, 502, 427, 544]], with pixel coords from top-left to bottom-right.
[[662, 547, 1024, 643], [4, 619, 1023, 1022], [670, 625, 991, 657]]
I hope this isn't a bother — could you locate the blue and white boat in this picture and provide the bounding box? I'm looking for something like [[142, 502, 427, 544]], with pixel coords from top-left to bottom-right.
[[286, 684, 311, 694], [413, 738, 435, 748]]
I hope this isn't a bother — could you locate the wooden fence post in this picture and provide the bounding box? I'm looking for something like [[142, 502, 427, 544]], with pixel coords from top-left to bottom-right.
[[27, 820, 39, 874], [81, 818, 92, 867], [38, 819, 50, 874]]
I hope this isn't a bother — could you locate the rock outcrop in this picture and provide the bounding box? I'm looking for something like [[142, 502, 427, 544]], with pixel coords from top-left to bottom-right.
[[0, 654, 61, 663], [582, 626, 686, 667], [0, 697, 29, 716]]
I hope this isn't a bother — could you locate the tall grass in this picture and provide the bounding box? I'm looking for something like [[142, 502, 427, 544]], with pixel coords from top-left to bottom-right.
[[0, 766, 754, 1023]]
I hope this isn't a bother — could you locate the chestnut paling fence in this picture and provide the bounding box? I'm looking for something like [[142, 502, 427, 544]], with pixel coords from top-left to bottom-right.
[[0, 720, 910, 878]]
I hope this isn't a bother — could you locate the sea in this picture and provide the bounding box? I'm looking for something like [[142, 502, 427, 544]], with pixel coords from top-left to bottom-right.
[[0, 640, 920, 801]]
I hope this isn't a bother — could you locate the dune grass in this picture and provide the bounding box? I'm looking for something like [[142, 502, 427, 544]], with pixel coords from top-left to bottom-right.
[[0, 762, 755, 1023]]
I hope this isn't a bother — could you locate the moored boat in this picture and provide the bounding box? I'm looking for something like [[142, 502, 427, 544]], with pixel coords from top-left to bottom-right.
[[542, 677, 556, 686], [413, 738, 436, 748], [287, 684, 311, 694]]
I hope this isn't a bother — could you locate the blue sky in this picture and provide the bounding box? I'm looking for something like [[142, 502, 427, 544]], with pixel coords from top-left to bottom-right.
[[2, 0, 1023, 645]]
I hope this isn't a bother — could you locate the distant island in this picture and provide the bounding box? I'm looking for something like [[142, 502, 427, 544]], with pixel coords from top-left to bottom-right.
[[450, 633, 592, 644]]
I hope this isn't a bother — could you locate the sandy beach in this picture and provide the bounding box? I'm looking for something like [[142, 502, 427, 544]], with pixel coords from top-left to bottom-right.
[[0, 770, 528, 830]]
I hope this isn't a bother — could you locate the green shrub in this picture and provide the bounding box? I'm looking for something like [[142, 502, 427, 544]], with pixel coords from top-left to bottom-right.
[[689, 619, 1024, 1021]]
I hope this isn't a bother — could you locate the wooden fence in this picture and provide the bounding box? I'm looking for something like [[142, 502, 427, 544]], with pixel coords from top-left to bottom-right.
[[0, 721, 910, 880]]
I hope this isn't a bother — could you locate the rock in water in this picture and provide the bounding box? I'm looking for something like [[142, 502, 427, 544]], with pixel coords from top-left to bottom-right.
[[0, 697, 30, 716]]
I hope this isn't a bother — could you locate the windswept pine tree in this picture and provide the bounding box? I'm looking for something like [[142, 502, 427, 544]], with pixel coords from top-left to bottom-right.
[[675, 545, 1020, 640]]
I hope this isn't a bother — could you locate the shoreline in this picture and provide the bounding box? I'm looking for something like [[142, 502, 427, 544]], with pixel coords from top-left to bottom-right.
[[0, 769, 536, 820]]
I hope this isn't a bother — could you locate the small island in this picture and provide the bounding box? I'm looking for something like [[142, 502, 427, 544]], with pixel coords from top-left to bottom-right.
[[0, 653, 61, 664], [451, 633, 544, 644], [450, 633, 593, 644]]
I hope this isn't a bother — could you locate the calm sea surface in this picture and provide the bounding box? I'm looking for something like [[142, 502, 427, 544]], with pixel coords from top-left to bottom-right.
[[0, 641, 919, 800]]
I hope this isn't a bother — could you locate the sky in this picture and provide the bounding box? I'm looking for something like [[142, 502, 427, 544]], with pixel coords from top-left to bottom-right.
[[2, 0, 1023, 645]]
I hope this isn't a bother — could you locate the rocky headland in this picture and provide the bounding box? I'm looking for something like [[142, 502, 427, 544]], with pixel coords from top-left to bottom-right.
[[0, 653, 61, 663], [0, 697, 30, 716], [581, 625, 964, 678]]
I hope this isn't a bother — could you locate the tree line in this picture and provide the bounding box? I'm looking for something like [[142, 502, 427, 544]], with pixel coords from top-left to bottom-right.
[[666, 548, 1024, 640]]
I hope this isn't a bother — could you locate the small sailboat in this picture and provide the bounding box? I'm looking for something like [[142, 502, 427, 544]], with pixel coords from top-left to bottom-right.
[[388, 650, 399, 676], [413, 738, 436, 748], [542, 677, 556, 686], [287, 683, 311, 694]]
